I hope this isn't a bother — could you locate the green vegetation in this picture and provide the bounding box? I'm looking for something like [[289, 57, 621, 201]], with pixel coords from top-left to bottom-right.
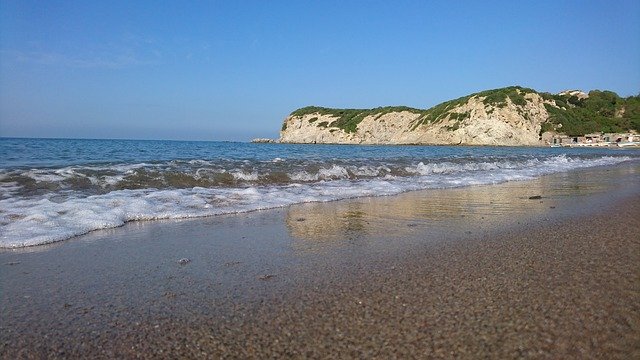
[[539, 121, 555, 135], [287, 86, 640, 136], [411, 86, 534, 129], [446, 120, 461, 131], [411, 95, 471, 128], [477, 86, 534, 107], [449, 111, 471, 121], [290, 106, 426, 133], [541, 90, 640, 135]]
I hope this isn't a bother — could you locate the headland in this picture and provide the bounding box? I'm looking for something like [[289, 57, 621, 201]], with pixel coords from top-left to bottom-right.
[[279, 87, 640, 147]]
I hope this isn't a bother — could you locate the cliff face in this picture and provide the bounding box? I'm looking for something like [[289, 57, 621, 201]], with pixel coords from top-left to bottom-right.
[[279, 86, 639, 146], [280, 87, 551, 146]]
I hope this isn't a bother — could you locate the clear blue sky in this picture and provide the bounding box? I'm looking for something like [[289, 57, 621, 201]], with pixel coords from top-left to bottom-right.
[[1, 0, 639, 141]]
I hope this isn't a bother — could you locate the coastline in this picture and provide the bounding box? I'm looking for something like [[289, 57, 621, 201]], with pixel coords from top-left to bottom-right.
[[259, 139, 640, 149], [1, 162, 639, 358]]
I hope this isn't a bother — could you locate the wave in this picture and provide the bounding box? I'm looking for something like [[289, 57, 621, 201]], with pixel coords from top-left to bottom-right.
[[0, 154, 634, 248], [1, 155, 630, 197]]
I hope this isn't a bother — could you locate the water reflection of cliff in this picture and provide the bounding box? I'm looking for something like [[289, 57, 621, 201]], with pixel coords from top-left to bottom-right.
[[284, 171, 615, 253]]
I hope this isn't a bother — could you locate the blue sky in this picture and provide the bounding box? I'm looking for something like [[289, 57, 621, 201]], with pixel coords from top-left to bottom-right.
[[1, 0, 639, 141]]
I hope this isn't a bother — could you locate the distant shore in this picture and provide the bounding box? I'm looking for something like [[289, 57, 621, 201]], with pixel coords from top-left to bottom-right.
[[255, 139, 640, 149], [252, 137, 640, 148], [1, 162, 639, 358]]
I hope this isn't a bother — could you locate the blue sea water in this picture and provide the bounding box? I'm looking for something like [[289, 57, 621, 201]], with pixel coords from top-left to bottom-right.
[[1, 138, 639, 248]]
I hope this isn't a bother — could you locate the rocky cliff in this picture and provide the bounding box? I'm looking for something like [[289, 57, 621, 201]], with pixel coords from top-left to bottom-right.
[[279, 86, 640, 146]]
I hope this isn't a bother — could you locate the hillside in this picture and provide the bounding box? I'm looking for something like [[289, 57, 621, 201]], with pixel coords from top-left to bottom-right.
[[279, 86, 640, 146]]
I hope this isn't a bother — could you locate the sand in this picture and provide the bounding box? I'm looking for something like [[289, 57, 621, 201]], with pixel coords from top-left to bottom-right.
[[1, 163, 639, 359]]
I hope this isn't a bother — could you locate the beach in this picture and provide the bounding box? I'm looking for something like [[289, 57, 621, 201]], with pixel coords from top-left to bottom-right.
[[3, 0, 640, 358], [1, 162, 638, 358]]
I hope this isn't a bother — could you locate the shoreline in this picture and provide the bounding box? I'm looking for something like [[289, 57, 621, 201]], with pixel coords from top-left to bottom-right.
[[3, 154, 637, 250], [263, 140, 640, 148], [1, 163, 639, 358]]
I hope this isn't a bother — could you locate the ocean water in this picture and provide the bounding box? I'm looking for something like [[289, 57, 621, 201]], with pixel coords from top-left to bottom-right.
[[1, 138, 638, 248]]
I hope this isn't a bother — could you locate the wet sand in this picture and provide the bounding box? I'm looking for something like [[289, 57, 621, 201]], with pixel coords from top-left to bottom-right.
[[1, 163, 639, 359]]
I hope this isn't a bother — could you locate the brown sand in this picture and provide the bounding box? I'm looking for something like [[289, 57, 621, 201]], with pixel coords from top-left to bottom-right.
[[1, 164, 639, 359]]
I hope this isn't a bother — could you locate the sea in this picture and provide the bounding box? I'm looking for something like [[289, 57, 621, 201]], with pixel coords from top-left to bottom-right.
[[1, 138, 639, 248]]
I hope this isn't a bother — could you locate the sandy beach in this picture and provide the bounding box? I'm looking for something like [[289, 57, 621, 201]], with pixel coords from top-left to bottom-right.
[[1, 162, 639, 359]]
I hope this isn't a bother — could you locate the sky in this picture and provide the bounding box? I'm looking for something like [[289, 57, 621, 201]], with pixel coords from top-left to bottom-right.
[[1, 0, 639, 141]]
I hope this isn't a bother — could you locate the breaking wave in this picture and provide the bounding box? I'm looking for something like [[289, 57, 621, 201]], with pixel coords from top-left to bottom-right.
[[1, 150, 635, 248]]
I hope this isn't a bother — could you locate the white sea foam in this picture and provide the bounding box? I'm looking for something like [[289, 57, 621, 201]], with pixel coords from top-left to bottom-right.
[[0, 154, 634, 248], [289, 165, 388, 181], [229, 170, 259, 181], [318, 165, 349, 179]]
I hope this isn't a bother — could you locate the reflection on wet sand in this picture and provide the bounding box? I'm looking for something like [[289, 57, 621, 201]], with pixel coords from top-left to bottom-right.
[[285, 184, 546, 253], [285, 164, 638, 253]]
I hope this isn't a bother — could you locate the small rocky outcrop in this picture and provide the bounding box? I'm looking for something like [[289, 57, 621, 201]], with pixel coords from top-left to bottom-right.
[[251, 138, 277, 143]]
